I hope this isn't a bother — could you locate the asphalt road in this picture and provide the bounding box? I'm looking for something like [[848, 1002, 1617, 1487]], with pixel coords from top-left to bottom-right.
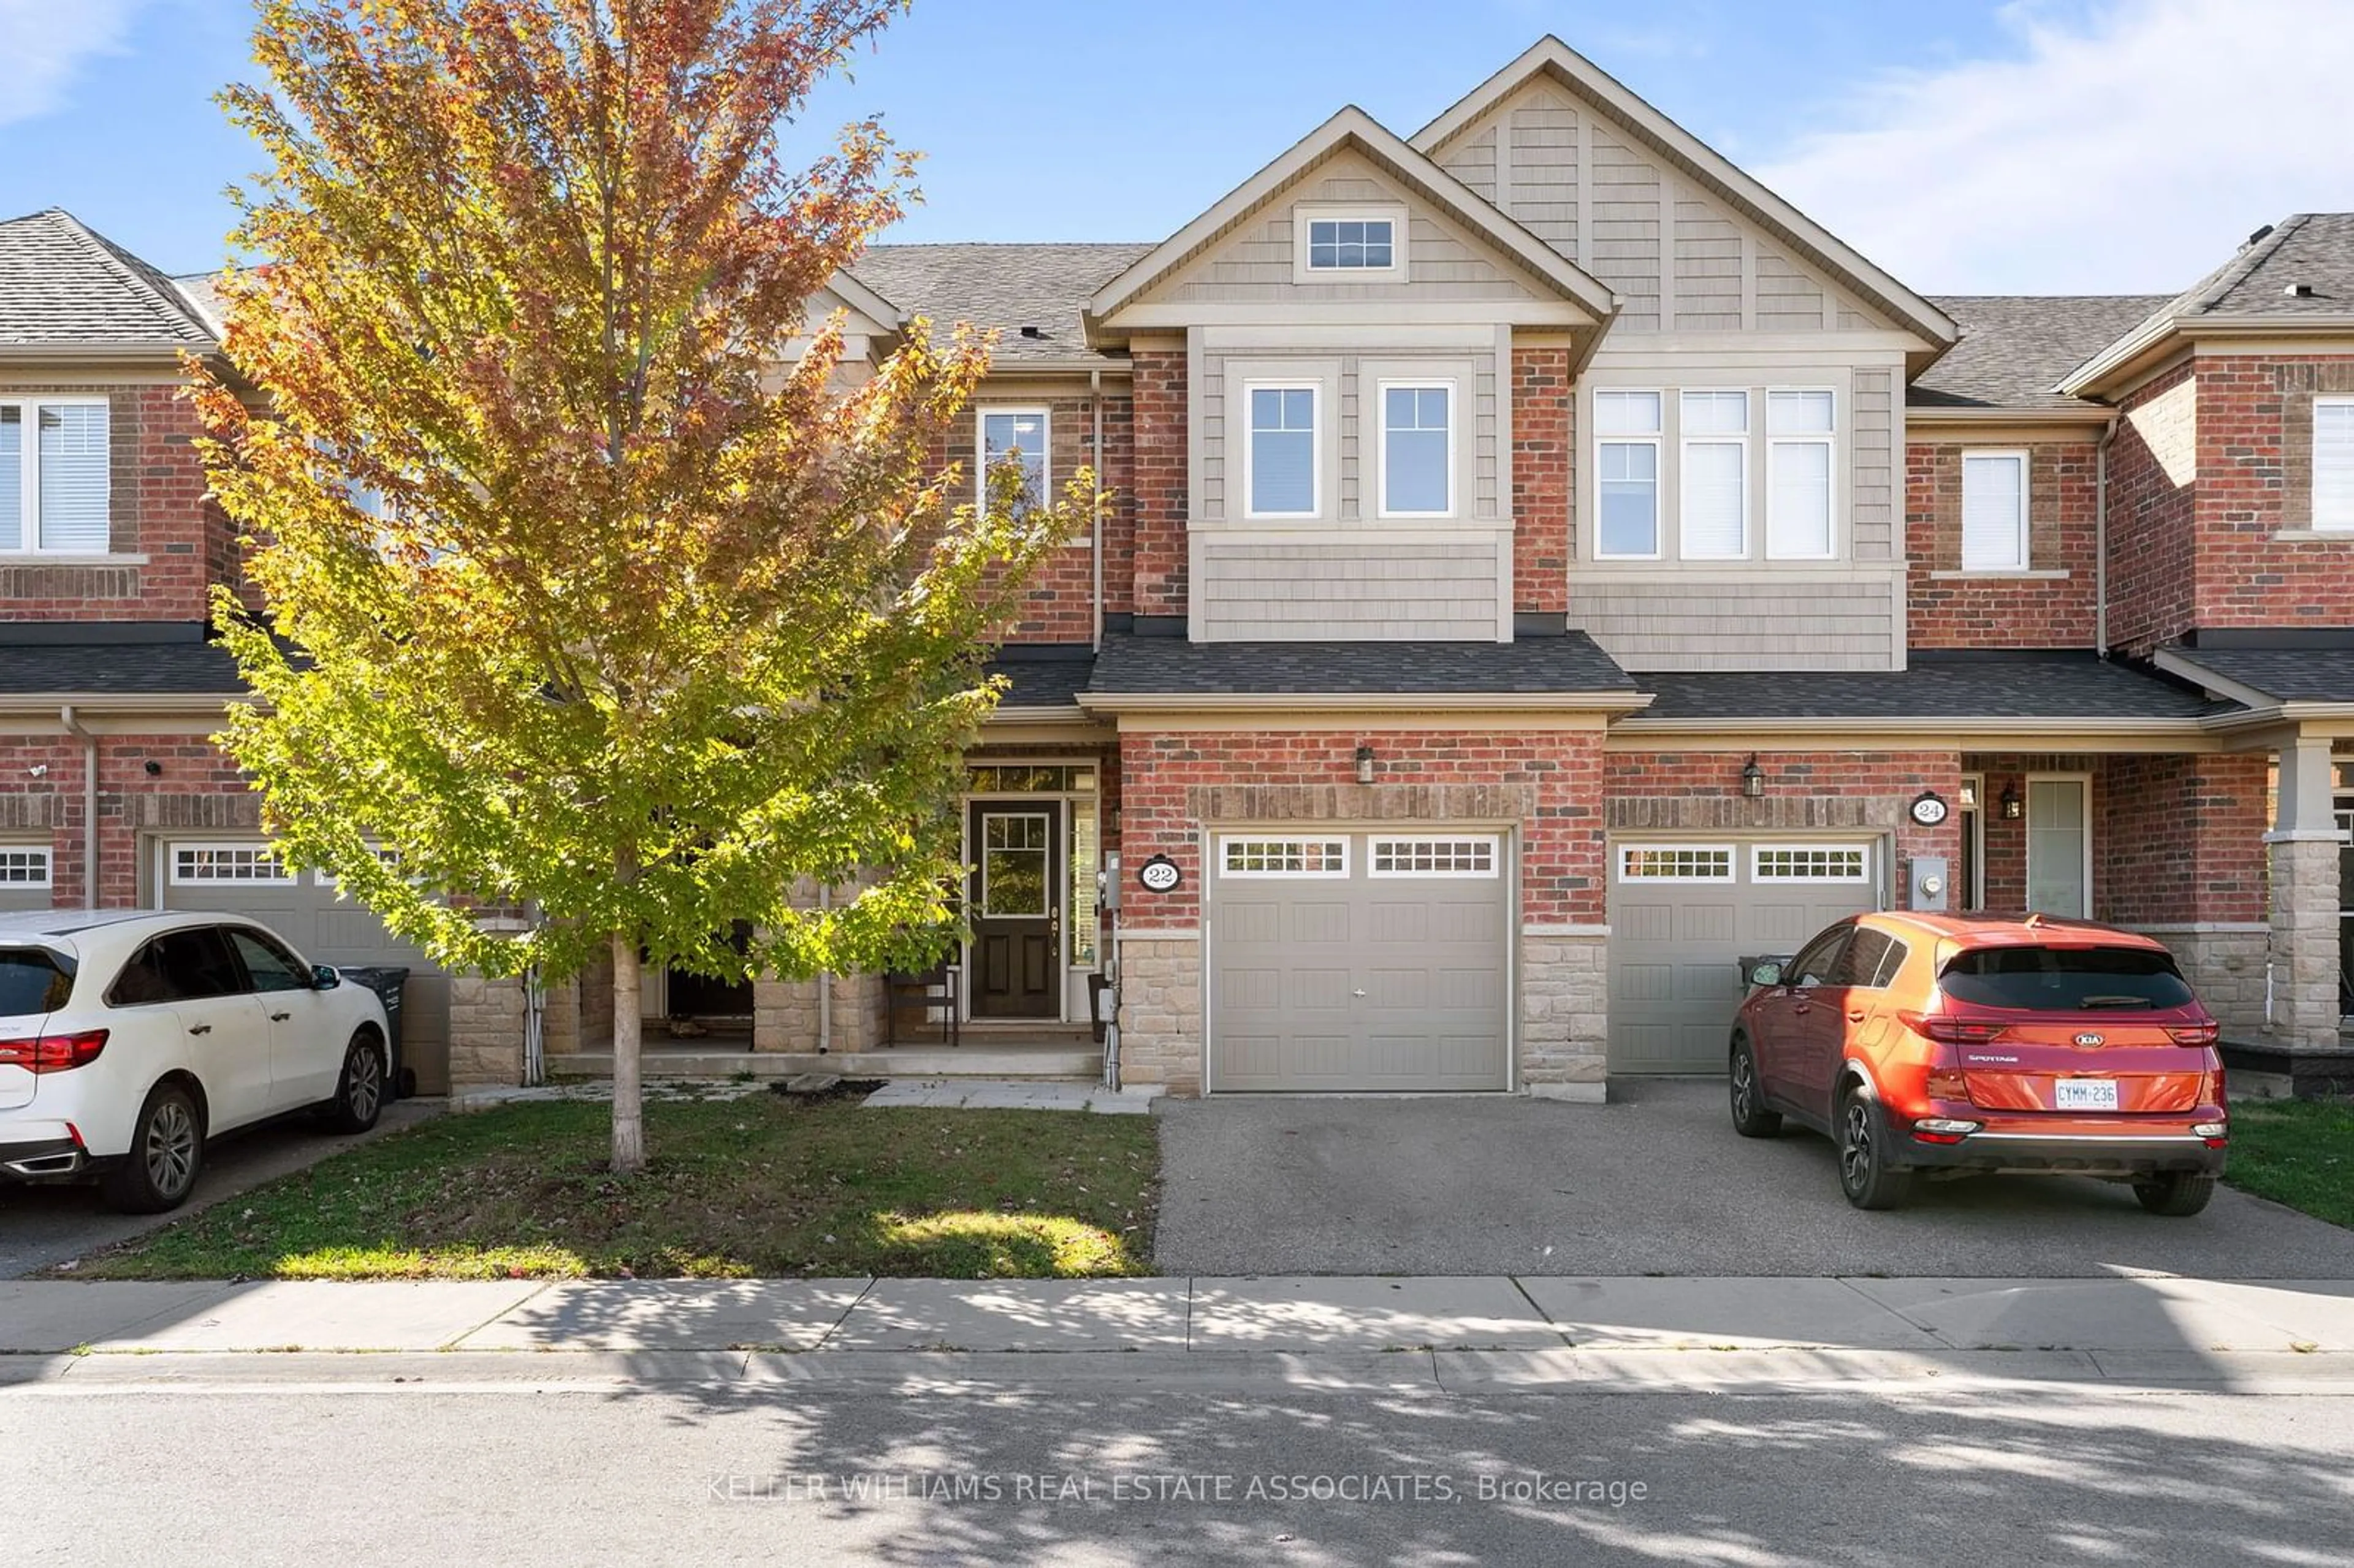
[[1154, 1080, 2354, 1278], [9, 1379, 2352, 1566], [0, 1100, 439, 1279]]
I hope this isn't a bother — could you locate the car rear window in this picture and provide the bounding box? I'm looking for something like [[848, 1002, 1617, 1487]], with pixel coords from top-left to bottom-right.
[[1937, 945, 2195, 1011], [0, 948, 73, 1016]]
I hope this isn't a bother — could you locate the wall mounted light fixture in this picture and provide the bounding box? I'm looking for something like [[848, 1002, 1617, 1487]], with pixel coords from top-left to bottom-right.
[[143, 760, 163, 777], [1355, 744, 1377, 786], [1740, 754, 1766, 799], [2000, 782, 2024, 820]]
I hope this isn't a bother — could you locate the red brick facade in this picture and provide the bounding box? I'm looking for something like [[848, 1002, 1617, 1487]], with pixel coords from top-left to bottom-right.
[[2097, 752, 2269, 926], [947, 394, 1134, 642], [1510, 346, 1572, 615], [1113, 726, 1607, 926], [1904, 439, 2097, 648], [1127, 349, 1187, 620]]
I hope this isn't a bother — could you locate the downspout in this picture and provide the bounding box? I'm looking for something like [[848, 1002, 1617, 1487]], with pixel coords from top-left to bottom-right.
[[58, 706, 97, 909], [2094, 413, 2119, 660], [816, 883, 832, 1054], [1091, 367, 1105, 651]]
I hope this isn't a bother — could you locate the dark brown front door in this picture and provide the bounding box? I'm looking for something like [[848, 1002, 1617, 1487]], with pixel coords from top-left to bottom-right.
[[969, 801, 1061, 1019]]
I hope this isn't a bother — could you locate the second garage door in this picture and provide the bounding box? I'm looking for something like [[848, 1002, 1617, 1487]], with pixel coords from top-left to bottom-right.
[[160, 839, 454, 1094], [1608, 839, 1881, 1075], [1209, 831, 1510, 1092]]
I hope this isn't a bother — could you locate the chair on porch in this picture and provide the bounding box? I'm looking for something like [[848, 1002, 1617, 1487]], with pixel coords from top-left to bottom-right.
[[883, 961, 961, 1048]]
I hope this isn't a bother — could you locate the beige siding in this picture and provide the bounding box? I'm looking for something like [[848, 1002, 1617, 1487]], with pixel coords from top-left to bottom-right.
[[1197, 538, 1507, 641], [1672, 200, 1742, 332], [1588, 126, 1661, 330], [1756, 248, 1827, 331], [1439, 126, 1498, 201], [1509, 89, 1580, 251], [1569, 574, 1903, 670], [1850, 368, 1896, 561]]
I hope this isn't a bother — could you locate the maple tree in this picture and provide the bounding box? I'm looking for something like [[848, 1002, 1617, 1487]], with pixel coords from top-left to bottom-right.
[[196, 0, 1088, 1171]]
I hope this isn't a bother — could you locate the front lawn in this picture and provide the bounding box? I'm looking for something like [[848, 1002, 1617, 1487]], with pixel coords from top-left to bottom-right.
[[66, 1090, 1160, 1281], [2224, 1097, 2354, 1229]]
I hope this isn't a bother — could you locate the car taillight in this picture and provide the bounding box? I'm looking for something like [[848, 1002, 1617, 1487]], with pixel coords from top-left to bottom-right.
[[2165, 1022, 2220, 1046], [1899, 1011, 2006, 1046], [0, 1029, 108, 1073]]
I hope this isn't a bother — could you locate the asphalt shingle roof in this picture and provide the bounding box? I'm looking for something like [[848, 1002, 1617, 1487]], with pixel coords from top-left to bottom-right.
[[1911, 295, 2167, 411], [0, 638, 245, 696], [0, 210, 217, 351], [986, 650, 1095, 709], [1632, 653, 2224, 722], [1087, 631, 1636, 696], [845, 242, 1151, 363], [2163, 645, 2354, 705]]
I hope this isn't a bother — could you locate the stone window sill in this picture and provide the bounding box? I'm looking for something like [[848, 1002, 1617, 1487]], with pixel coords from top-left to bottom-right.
[[0, 553, 148, 566], [2271, 528, 2354, 542], [1927, 568, 2071, 580]]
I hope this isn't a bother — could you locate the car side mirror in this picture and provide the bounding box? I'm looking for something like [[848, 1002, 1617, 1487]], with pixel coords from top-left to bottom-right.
[[1747, 961, 1784, 989], [313, 965, 343, 990]]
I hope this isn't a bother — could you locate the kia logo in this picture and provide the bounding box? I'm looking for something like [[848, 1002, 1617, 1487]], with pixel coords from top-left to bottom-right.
[[2073, 1032, 2104, 1047]]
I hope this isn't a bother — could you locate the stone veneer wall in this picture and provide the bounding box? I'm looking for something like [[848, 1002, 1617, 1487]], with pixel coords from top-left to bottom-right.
[[1520, 931, 1608, 1102], [2120, 924, 2270, 1038], [448, 973, 527, 1091], [2269, 837, 2342, 1049], [1113, 936, 1203, 1094], [753, 972, 887, 1054]]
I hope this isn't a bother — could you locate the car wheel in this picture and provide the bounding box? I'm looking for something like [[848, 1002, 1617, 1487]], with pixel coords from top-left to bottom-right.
[[1837, 1085, 1913, 1211], [101, 1083, 205, 1214], [1729, 1035, 1783, 1138], [2133, 1171, 2216, 1217], [322, 1031, 386, 1134]]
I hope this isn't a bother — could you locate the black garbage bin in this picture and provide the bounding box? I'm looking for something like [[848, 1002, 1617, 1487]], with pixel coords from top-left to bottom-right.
[[337, 965, 413, 1099]]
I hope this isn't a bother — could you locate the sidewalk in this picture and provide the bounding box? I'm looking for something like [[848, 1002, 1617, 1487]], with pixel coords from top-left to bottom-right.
[[6, 1274, 2354, 1395]]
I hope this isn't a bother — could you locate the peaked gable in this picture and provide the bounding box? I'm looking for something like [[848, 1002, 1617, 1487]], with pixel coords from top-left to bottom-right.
[[1414, 39, 1954, 367]]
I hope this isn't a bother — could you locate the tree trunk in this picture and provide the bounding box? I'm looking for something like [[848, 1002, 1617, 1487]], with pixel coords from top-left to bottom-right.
[[611, 932, 646, 1174]]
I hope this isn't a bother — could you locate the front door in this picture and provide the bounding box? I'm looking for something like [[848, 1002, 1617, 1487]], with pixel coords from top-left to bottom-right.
[[969, 802, 1061, 1019]]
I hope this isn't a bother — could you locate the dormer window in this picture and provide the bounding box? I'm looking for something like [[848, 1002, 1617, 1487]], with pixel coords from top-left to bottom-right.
[[1293, 205, 1408, 283]]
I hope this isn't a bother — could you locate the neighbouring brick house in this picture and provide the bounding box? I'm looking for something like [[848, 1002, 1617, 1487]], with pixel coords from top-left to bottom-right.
[[6, 36, 2353, 1100]]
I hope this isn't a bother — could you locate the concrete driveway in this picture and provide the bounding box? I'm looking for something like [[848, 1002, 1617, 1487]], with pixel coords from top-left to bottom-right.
[[0, 1099, 439, 1280], [1152, 1079, 2354, 1279]]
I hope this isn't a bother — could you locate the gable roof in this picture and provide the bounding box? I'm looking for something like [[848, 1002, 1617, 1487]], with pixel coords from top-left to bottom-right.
[[1412, 37, 1956, 367], [0, 209, 218, 356], [2060, 214, 2354, 397], [852, 243, 1148, 365], [1911, 295, 2168, 414], [1086, 106, 1617, 337]]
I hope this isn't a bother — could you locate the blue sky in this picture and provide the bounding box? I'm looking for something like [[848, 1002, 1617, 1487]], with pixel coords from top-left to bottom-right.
[[2, 0, 2347, 293]]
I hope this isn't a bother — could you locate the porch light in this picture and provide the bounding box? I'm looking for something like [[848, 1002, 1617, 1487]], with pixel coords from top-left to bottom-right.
[[1740, 755, 1765, 799], [1355, 745, 1377, 785], [2000, 783, 2024, 820]]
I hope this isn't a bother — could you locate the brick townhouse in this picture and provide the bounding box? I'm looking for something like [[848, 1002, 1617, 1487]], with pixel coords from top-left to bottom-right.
[[5, 36, 2352, 1099]]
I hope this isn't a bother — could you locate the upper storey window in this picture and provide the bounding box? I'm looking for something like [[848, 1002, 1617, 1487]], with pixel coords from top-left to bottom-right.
[[1379, 384, 1452, 517], [980, 408, 1049, 515], [1246, 385, 1319, 517], [1594, 391, 1662, 560], [1679, 391, 1749, 560], [1766, 390, 1836, 560], [0, 398, 110, 554], [1961, 451, 2028, 571], [1292, 205, 1408, 283], [2317, 398, 2354, 531]]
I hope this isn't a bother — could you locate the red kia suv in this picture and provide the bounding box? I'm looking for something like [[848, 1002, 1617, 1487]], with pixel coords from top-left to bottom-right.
[[1728, 913, 2229, 1214]]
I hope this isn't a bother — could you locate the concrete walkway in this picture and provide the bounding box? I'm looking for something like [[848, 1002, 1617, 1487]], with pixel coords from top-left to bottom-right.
[[6, 1274, 2354, 1394], [860, 1079, 1160, 1114]]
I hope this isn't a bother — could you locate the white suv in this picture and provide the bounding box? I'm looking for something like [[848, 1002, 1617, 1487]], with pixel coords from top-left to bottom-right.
[[0, 910, 392, 1212]]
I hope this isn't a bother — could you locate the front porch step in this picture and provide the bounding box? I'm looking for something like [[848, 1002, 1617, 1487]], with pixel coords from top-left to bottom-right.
[[544, 1047, 1102, 1081]]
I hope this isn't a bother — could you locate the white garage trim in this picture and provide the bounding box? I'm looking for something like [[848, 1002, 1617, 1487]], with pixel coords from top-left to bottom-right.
[[1368, 835, 1501, 877], [1616, 843, 1736, 883], [1750, 843, 1873, 883], [168, 842, 292, 886], [0, 845, 53, 889]]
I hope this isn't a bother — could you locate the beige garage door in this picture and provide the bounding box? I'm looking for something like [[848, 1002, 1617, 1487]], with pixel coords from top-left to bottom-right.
[[1608, 840, 1881, 1075], [159, 839, 453, 1094], [1209, 831, 1510, 1092], [0, 843, 56, 911]]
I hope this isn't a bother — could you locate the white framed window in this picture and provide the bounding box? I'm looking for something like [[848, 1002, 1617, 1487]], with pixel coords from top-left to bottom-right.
[[0, 846, 53, 889], [978, 408, 1049, 514], [1961, 451, 2029, 571], [1679, 391, 1749, 560], [1293, 205, 1406, 280], [1958, 772, 1985, 911], [1751, 844, 1872, 883], [1616, 843, 1735, 883], [1244, 384, 1319, 518], [1766, 390, 1836, 560], [169, 843, 293, 886], [1220, 837, 1349, 878], [2315, 397, 2354, 530], [0, 398, 111, 554], [1377, 382, 1453, 517], [1369, 836, 1499, 877], [1594, 391, 1663, 559], [318, 845, 406, 890]]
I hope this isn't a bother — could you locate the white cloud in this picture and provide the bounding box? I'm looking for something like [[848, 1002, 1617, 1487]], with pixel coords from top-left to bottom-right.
[[1756, 0, 2354, 294], [0, 0, 147, 128]]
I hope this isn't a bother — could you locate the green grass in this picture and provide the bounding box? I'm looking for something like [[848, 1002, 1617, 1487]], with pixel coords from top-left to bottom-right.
[[66, 1092, 1160, 1281], [2224, 1098, 2354, 1229]]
